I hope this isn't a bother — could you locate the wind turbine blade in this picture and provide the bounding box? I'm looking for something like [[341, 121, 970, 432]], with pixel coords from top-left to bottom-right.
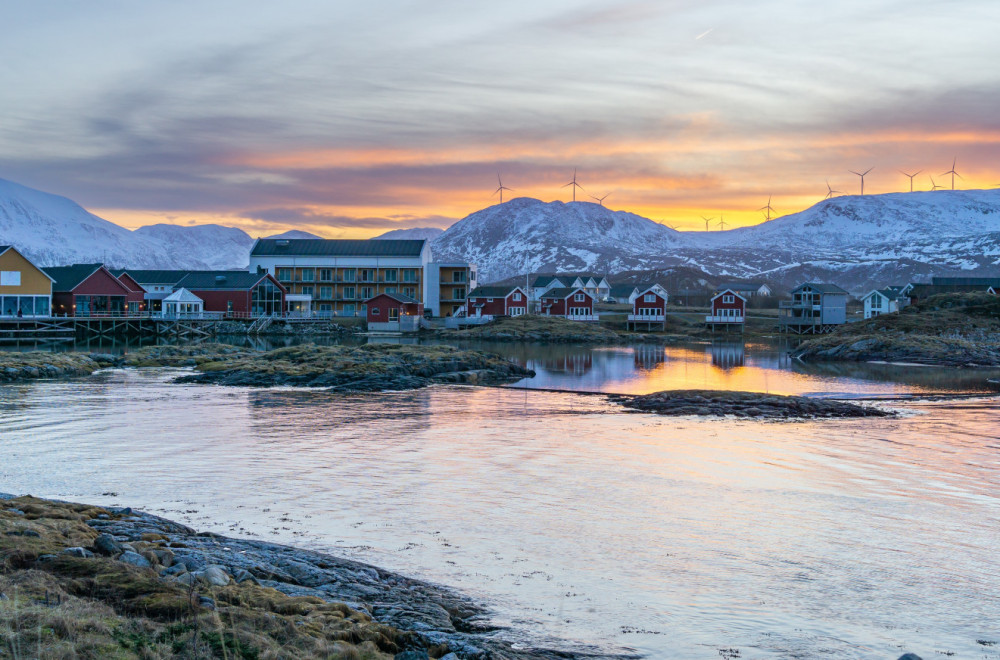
[[955, 172, 964, 179], [849, 170, 861, 176]]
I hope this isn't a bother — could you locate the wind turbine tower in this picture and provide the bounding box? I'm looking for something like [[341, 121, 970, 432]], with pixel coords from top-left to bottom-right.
[[899, 170, 922, 193], [849, 167, 873, 195], [701, 216, 714, 231], [493, 173, 513, 204], [757, 195, 776, 221], [562, 169, 584, 202], [718, 214, 728, 231], [929, 175, 944, 191], [590, 192, 611, 206], [824, 180, 842, 199], [941, 158, 962, 190]]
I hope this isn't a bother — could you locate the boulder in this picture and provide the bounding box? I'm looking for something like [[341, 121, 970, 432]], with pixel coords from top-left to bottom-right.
[[94, 533, 122, 556], [119, 551, 152, 568], [198, 565, 231, 586], [64, 547, 94, 558]]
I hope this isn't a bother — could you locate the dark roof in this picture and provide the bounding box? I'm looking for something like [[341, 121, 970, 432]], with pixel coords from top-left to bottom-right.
[[531, 275, 564, 288], [250, 238, 425, 258], [367, 291, 421, 305], [111, 269, 193, 285], [792, 282, 847, 295], [468, 285, 521, 298], [0, 245, 10, 253], [175, 271, 269, 290], [43, 264, 106, 292], [716, 281, 767, 291], [869, 287, 909, 302], [609, 285, 638, 296], [542, 287, 589, 299], [931, 276, 1000, 286]]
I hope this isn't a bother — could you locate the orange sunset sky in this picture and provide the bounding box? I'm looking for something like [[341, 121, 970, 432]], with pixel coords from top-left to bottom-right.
[[2, 1, 999, 238]]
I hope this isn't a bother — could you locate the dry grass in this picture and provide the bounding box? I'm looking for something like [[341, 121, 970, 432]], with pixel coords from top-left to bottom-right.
[[0, 497, 419, 659]]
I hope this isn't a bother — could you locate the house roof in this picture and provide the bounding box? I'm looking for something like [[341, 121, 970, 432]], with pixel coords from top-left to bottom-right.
[[636, 284, 668, 298], [468, 285, 522, 298], [542, 287, 591, 299], [716, 281, 767, 291], [110, 269, 193, 285], [931, 276, 1000, 286], [864, 286, 909, 302], [43, 264, 112, 292], [0, 246, 55, 281], [712, 288, 748, 302], [531, 275, 564, 288], [906, 283, 991, 297], [175, 271, 270, 290], [792, 282, 848, 295], [609, 285, 638, 297], [368, 291, 421, 305], [162, 287, 203, 303], [250, 238, 425, 258]]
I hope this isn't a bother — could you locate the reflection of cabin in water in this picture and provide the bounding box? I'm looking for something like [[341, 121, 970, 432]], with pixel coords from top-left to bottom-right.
[[710, 341, 745, 369], [539, 352, 593, 376], [633, 343, 667, 370]]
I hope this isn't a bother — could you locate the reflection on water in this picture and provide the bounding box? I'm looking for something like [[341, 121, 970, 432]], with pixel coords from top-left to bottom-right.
[[1, 370, 999, 658]]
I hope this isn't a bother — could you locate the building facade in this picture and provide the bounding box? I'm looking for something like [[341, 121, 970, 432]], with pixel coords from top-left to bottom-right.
[[0, 246, 53, 317], [705, 289, 746, 331], [465, 286, 527, 318], [627, 284, 669, 330], [778, 282, 847, 333], [365, 292, 424, 332], [862, 286, 910, 319], [174, 271, 285, 317], [44, 264, 133, 317], [539, 287, 596, 320]]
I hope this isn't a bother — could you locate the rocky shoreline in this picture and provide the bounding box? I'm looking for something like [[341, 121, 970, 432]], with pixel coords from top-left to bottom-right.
[[0, 344, 535, 391], [1, 494, 605, 659], [610, 389, 893, 419], [432, 315, 688, 345]]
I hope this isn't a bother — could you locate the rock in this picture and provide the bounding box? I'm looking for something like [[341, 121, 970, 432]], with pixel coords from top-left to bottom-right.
[[118, 550, 152, 568], [149, 547, 175, 567], [22, 530, 40, 537], [162, 563, 188, 577], [394, 652, 430, 660], [898, 655, 923, 660], [64, 547, 94, 558], [97, 513, 110, 520], [198, 596, 217, 610], [94, 533, 123, 556], [7, 509, 25, 516], [171, 573, 197, 587], [233, 568, 258, 584], [438, 654, 460, 660], [198, 565, 231, 586], [37, 554, 58, 562]]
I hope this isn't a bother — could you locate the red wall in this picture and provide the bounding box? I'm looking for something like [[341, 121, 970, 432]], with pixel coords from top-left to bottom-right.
[[633, 290, 667, 314], [542, 290, 592, 316], [191, 290, 251, 314], [75, 269, 131, 296], [466, 296, 507, 316], [712, 292, 746, 314], [367, 294, 423, 322]]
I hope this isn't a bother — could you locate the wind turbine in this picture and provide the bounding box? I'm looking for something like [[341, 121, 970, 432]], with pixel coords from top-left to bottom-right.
[[824, 180, 842, 199], [589, 192, 611, 206], [929, 175, 944, 191], [493, 173, 513, 204], [941, 158, 962, 190], [701, 215, 715, 231], [849, 167, 873, 195], [562, 168, 584, 202], [757, 195, 776, 221], [899, 169, 922, 193], [718, 214, 728, 231]]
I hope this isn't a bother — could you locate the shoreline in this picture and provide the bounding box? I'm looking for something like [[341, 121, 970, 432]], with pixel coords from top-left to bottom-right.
[[0, 494, 624, 659]]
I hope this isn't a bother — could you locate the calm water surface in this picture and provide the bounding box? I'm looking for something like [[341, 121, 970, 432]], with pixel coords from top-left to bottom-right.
[[2, 365, 999, 659]]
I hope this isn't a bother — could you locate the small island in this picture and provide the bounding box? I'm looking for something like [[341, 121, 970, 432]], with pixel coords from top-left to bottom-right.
[[610, 389, 892, 419]]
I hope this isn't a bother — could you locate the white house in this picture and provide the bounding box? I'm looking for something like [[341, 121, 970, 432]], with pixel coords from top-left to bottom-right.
[[862, 286, 910, 319], [609, 285, 639, 304], [160, 288, 205, 318], [716, 281, 772, 298]]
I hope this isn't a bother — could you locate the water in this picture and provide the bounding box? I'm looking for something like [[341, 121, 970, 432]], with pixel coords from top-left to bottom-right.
[[2, 362, 999, 659]]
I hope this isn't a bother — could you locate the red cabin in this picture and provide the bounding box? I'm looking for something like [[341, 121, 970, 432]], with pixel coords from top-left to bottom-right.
[[44, 263, 134, 317], [465, 286, 527, 318], [539, 287, 595, 321], [174, 271, 285, 317], [706, 288, 746, 331], [115, 271, 148, 315], [365, 292, 424, 331], [627, 284, 669, 330]]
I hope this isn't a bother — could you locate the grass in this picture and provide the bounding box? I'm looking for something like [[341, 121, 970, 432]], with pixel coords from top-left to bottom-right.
[[0, 497, 423, 659]]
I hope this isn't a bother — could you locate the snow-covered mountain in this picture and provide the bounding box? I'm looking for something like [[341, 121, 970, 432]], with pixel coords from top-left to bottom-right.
[[266, 230, 322, 240], [0, 178, 252, 269], [432, 191, 1000, 292], [374, 227, 445, 240], [432, 198, 689, 281]]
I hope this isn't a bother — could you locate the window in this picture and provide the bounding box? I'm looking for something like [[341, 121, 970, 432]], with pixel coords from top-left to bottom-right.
[[452, 288, 465, 300], [320, 269, 333, 282], [343, 286, 356, 299], [487, 298, 494, 303], [388, 307, 399, 321], [574, 293, 585, 302], [470, 271, 476, 281], [320, 286, 333, 299], [644, 293, 655, 302], [361, 286, 374, 299], [0, 271, 21, 286], [402, 269, 417, 283], [301, 268, 315, 282], [360, 269, 374, 282], [513, 292, 522, 301], [301, 286, 314, 296], [385, 286, 397, 293], [384, 269, 397, 283], [452, 270, 465, 283], [277, 268, 292, 282], [372, 307, 380, 315], [227, 301, 234, 314], [723, 295, 735, 304], [403, 287, 416, 298], [343, 268, 356, 282], [344, 304, 356, 315]]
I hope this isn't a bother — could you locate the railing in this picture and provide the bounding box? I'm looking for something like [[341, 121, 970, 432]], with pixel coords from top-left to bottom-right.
[[565, 314, 599, 321], [779, 300, 821, 310], [705, 315, 745, 323], [628, 313, 666, 321]]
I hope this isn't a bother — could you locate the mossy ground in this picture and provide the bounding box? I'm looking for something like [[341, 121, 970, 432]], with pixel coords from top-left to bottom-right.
[[0, 497, 421, 659]]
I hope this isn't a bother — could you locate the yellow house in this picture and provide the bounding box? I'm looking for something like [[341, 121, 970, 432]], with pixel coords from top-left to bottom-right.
[[0, 245, 54, 317]]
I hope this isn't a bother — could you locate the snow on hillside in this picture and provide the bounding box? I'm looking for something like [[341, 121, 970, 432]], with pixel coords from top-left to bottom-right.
[[432, 198, 687, 281], [0, 178, 251, 269], [375, 227, 445, 240], [265, 230, 322, 240], [133, 224, 253, 270]]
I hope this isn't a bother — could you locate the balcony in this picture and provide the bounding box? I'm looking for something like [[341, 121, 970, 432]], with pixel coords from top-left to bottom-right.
[[628, 313, 666, 321], [705, 315, 744, 323], [565, 314, 599, 322]]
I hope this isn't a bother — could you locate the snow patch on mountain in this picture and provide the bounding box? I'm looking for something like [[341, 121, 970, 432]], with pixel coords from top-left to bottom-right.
[[375, 227, 446, 240]]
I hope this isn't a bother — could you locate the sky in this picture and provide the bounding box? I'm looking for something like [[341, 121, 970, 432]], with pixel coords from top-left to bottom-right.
[[2, 0, 1000, 237]]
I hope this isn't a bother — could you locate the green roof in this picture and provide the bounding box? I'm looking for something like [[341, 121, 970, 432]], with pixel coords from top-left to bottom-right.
[[367, 291, 421, 304], [43, 264, 108, 292], [792, 282, 847, 295], [251, 239, 425, 258], [541, 287, 590, 299], [175, 271, 271, 290], [111, 269, 193, 285], [468, 285, 522, 298]]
